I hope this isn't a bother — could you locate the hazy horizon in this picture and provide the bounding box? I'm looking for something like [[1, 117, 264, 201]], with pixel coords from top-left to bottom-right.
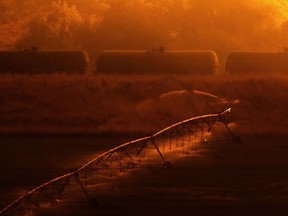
[[1, 0, 288, 61]]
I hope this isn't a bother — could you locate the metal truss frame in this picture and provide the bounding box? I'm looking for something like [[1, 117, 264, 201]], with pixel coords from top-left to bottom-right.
[[0, 108, 240, 215]]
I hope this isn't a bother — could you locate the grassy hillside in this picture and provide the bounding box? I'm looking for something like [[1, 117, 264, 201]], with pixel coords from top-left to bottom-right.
[[0, 74, 287, 135]]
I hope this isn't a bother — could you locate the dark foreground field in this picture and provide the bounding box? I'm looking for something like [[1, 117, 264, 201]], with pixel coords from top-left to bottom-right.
[[1, 74, 288, 215], [2, 133, 288, 216]]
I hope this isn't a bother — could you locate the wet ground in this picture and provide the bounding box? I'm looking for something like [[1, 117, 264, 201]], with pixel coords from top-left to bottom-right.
[[0, 134, 138, 209], [2, 132, 288, 215]]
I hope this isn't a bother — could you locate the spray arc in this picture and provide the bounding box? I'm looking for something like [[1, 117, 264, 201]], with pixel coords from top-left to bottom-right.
[[0, 91, 241, 216]]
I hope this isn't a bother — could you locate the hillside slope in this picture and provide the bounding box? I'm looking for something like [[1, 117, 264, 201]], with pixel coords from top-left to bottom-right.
[[0, 74, 287, 135]]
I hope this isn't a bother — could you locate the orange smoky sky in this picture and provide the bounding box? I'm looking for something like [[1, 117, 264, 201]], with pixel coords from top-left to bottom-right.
[[0, 0, 288, 59]]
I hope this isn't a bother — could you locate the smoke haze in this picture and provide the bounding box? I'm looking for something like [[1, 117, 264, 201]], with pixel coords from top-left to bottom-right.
[[1, 0, 288, 64]]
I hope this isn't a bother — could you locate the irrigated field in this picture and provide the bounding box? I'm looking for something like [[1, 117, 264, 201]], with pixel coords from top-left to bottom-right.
[[1, 74, 288, 215], [0, 73, 288, 135]]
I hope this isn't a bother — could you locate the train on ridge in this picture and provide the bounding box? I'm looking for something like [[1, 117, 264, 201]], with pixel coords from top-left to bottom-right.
[[0, 47, 89, 74], [96, 47, 219, 75], [0, 46, 288, 75], [225, 50, 288, 74]]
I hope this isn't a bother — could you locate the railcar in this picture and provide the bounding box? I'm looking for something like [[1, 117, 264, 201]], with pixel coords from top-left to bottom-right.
[[96, 48, 219, 75], [0, 49, 89, 73], [226, 51, 288, 74]]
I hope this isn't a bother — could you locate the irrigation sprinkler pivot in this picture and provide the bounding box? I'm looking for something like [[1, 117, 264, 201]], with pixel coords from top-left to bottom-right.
[[192, 90, 240, 113], [0, 91, 241, 216], [193, 90, 241, 144]]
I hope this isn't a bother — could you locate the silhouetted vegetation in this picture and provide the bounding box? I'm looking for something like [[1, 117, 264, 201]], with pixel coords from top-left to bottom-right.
[[1, 0, 288, 63]]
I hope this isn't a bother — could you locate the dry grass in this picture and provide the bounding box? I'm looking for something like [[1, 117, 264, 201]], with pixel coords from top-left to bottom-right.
[[0, 73, 288, 135], [2, 73, 288, 216]]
